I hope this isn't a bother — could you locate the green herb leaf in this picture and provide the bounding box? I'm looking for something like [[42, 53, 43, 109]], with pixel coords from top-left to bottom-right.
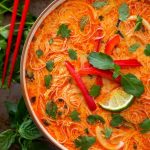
[[74, 136, 96, 150], [121, 73, 144, 97], [113, 64, 120, 79], [134, 16, 143, 31], [87, 114, 105, 124], [46, 61, 54, 72], [139, 118, 150, 133], [0, 129, 16, 150], [57, 24, 71, 38], [144, 44, 150, 56], [36, 49, 43, 58], [92, 1, 107, 9], [119, 3, 129, 21], [0, 29, 9, 39], [129, 43, 140, 52], [88, 52, 114, 70], [104, 127, 112, 139], [70, 110, 80, 122], [0, 39, 7, 50], [90, 85, 101, 97], [44, 75, 52, 89], [68, 49, 77, 60], [49, 38, 53, 44], [46, 101, 58, 119], [110, 114, 124, 127], [79, 15, 89, 31]]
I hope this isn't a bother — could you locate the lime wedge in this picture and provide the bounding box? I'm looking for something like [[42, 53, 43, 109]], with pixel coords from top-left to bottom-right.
[[99, 88, 134, 111]]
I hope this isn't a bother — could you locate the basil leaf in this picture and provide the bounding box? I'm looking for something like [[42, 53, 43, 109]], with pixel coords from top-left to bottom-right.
[[19, 118, 41, 140], [74, 136, 96, 150], [144, 44, 150, 56], [104, 127, 112, 139], [46, 61, 54, 72], [80, 15, 89, 31], [88, 52, 114, 70], [0, 29, 9, 39], [129, 43, 140, 52], [70, 110, 80, 122], [0, 40, 7, 49], [113, 64, 120, 79], [68, 49, 77, 60], [121, 73, 144, 97], [36, 49, 43, 58], [119, 3, 129, 21], [46, 101, 58, 119], [57, 24, 71, 38], [0, 129, 16, 150], [92, 1, 107, 9], [90, 85, 101, 97], [134, 16, 143, 31], [49, 38, 53, 45], [87, 114, 105, 124], [44, 75, 52, 89], [110, 114, 124, 127], [140, 118, 150, 133]]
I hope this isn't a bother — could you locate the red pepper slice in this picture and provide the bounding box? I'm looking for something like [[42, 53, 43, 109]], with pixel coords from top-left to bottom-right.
[[96, 76, 103, 86], [65, 61, 97, 111], [105, 35, 120, 55]]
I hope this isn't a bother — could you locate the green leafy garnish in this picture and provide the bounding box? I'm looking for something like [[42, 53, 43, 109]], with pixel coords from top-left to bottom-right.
[[87, 114, 105, 124], [110, 114, 124, 127], [70, 110, 80, 122], [0, 39, 7, 49], [121, 73, 144, 97], [57, 24, 71, 38], [79, 15, 89, 31], [68, 49, 77, 60], [36, 49, 43, 58], [144, 44, 150, 56], [44, 75, 52, 89], [90, 85, 101, 97], [139, 119, 150, 133], [88, 52, 114, 70], [46, 61, 54, 72], [134, 16, 143, 31], [104, 127, 112, 139], [119, 3, 129, 21], [74, 136, 96, 150], [129, 43, 140, 52], [92, 1, 107, 9], [46, 101, 58, 119], [49, 38, 53, 44], [113, 64, 120, 79]]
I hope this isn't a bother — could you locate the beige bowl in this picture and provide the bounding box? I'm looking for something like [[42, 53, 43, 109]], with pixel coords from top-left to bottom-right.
[[20, 0, 67, 149]]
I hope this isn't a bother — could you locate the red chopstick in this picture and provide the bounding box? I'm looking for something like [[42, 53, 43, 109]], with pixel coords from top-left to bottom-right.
[[2, 0, 20, 85], [8, 0, 30, 87]]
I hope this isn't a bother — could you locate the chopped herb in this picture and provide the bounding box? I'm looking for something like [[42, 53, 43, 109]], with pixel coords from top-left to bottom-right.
[[144, 44, 150, 56], [57, 24, 71, 38], [46, 101, 58, 119], [104, 127, 112, 139], [68, 49, 77, 60], [46, 61, 54, 72], [84, 128, 89, 134], [115, 30, 124, 38], [134, 16, 143, 31], [70, 110, 80, 122], [44, 75, 52, 89], [79, 15, 89, 31], [98, 15, 104, 21], [0, 39, 7, 49], [92, 1, 107, 9], [36, 49, 43, 58], [129, 43, 140, 52], [113, 64, 120, 79], [89, 85, 101, 97], [110, 114, 124, 127], [30, 97, 36, 103], [121, 73, 144, 97], [119, 3, 129, 21], [49, 38, 53, 44], [139, 118, 150, 133], [87, 114, 105, 124], [74, 136, 96, 150]]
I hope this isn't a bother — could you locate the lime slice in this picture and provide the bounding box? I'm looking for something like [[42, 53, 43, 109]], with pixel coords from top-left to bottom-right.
[[99, 87, 134, 111]]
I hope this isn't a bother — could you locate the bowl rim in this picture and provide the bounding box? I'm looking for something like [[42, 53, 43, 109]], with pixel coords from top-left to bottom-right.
[[20, 0, 67, 150]]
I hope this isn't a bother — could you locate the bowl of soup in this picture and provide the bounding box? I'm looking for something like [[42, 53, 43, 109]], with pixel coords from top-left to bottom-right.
[[20, 0, 150, 149]]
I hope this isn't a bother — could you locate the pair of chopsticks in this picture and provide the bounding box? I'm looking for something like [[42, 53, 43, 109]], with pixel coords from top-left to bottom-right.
[[2, 0, 30, 87]]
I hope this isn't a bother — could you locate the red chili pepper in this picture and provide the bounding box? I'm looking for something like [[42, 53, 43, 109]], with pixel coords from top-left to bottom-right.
[[65, 61, 97, 111], [114, 59, 142, 68], [105, 35, 120, 55], [96, 76, 103, 86]]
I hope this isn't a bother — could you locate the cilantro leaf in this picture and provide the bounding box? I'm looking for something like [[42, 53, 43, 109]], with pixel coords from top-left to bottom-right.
[[87, 114, 105, 124], [36, 49, 43, 58], [139, 118, 150, 133], [68, 49, 77, 60], [134, 16, 143, 31], [104, 127, 112, 139], [110, 114, 124, 127], [74, 136, 96, 150], [88, 52, 114, 70], [79, 16, 89, 31], [92, 1, 107, 9], [129, 43, 140, 52], [70, 110, 80, 122], [113, 64, 120, 79], [89, 85, 101, 97], [121, 73, 144, 97], [46, 61, 54, 72], [49, 38, 53, 45], [46, 101, 58, 119], [57, 24, 71, 38], [44, 75, 52, 89], [119, 3, 129, 21], [144, 44, 150, 56]]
